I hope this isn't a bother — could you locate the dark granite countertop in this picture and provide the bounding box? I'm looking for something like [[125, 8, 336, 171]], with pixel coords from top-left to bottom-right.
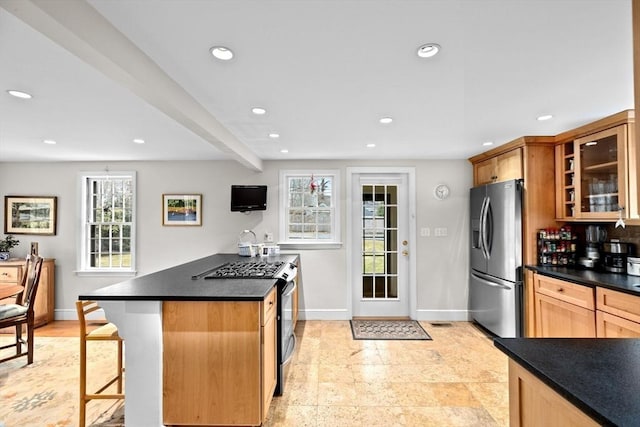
[[495, 338, 640, 427], [527, 265, 640, 297], [79, 253, 298, 302]]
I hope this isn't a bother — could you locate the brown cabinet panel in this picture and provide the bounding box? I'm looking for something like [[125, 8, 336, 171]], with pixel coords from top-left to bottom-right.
[[596, 287, 640, 323], [473, 148, 523, 185], [0, 258, 55, 328], [596, 310, 640, 338], [163, 288, 277, 426], [508, 359, 599, 427], [533, 274, 594, 310], [534, 292, 596, 338]]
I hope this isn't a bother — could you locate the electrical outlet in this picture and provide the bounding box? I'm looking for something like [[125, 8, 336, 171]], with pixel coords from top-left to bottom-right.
[[420, 227, 430, 237], [264, 232, 274, 242], [434, 227, 448, 237]]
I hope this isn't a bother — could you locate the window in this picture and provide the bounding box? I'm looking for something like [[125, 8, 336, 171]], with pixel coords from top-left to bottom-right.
[[279, 170, 341, 248], [78, 171, 136, 274]]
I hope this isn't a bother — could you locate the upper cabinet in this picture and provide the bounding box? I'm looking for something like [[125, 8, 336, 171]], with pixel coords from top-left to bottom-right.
[[474, 148, 523, 185], [555, 110, 637, 221]]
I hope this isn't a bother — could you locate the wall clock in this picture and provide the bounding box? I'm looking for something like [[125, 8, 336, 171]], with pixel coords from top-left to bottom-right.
[[433, 184, 450, 200]]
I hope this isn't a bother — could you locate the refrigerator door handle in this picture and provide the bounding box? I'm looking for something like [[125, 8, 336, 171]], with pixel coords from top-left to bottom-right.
[[480, 196, 491, 259], [471, 272, 513, 290]]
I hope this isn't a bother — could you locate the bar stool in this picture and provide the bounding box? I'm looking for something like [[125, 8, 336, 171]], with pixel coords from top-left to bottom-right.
[[76, 300, 124, 427]]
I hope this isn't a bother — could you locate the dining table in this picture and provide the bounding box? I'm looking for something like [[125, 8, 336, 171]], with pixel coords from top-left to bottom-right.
[[0, 285, 24, 300]]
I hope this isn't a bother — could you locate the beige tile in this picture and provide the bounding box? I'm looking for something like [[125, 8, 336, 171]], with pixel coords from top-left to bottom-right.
[[403, 406, 499, 427], [318, 364, 355, 382], [275, 321, 509, 426]]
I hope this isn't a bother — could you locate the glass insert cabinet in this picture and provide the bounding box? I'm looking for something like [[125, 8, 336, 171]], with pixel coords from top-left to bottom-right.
[[556, 124, 628, 220]]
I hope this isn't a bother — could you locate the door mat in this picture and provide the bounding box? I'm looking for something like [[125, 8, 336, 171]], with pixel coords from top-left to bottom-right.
[[350, 319, 432, 340]]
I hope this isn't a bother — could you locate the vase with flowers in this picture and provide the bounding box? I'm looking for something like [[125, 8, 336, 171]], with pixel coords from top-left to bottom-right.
[[0, 235, 19, 261]]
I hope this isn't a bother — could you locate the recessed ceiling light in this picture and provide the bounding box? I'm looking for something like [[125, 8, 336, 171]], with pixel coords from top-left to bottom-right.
[[280, 149, 289, 154], [252, 107, 266, 115], [366, 143, 376, 148], [210, 46, 234, 61], [133, 138, 145, 144], [417, 43, 441, 58], [268, 133, 280, 139], [482, 141, 494, 146], [379, 117, 393, 124], [43, 139, 56, 145], [537, 114, 553, 121], [7, 90, 32, 99]]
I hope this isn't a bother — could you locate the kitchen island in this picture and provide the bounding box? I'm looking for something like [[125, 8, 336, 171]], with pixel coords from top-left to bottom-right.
[[495, 338, 640, 426], [79, 253, 298, 427]]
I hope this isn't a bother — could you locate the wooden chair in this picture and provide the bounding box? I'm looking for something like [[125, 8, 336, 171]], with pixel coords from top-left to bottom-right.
[[76, 300, 124, 427], [0, 254, 44, 365]]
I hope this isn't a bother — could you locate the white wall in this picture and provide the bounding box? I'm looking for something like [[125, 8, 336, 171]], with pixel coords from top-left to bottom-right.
[[0, 159, 471, 321]]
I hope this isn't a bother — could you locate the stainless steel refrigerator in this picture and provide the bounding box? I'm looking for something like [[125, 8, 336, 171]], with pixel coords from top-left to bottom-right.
[[469, 179, 523, 338]]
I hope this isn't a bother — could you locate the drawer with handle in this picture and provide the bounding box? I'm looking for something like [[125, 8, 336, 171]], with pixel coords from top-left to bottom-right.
[[534, 274, 595, 309], [0, 266, 20, 284]]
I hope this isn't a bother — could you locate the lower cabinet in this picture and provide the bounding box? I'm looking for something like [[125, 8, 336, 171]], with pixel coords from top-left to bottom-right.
[[533, 273, 596, 337], [533, 272, 640, 338], [508, 359, 599, 427], [162, 288, 277, 426], [534, 292, 596, 337], [596, 287, 640, 338], [0, 258, 55, 327]]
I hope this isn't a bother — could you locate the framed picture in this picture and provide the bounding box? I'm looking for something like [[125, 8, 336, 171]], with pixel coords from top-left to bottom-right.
[[5, 196, 57, 235], [162, 194, 202, 226]]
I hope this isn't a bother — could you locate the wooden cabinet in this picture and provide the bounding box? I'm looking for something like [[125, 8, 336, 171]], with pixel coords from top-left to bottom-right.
[[0, 258, 55, 327], [163, 287, 277, 426], [533, 273, 596, 337], [555, 111, 637, 221], [473, 148, 523, 185], [596, 287, 640, 337], [508, 359, 599, 427]]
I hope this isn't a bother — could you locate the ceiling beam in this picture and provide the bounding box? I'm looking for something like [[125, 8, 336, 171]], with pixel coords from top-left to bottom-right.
[[0, 0, 263, 171]]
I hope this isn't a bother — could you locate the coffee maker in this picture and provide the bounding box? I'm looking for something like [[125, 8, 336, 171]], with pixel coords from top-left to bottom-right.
[[603, 241, 635, 273], [580, 225, 607, 269]]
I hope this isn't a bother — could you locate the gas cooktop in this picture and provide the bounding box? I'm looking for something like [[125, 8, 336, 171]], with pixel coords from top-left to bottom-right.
[[203, 261, 285, 279]]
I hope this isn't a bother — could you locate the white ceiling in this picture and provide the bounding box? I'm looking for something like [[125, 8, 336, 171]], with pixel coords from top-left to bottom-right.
[[0, 0, 634, 171]]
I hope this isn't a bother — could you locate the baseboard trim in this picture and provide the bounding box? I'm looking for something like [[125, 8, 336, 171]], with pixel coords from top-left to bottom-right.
[[298, 309, 349, 321], [415, 309, 470, 322]]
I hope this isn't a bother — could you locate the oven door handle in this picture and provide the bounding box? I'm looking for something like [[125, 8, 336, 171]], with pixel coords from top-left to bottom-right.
[[282, 333, 297, 366], [282, 280, 297, 298]]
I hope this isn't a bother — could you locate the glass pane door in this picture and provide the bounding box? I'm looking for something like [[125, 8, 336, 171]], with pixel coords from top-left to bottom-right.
[[361, 184, 398, 300]]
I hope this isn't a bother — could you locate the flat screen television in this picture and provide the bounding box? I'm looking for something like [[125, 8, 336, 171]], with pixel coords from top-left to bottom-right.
[[230, 185, 267, 212]]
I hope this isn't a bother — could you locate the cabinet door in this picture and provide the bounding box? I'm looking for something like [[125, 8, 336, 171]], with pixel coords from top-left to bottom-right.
[[535, 293, 596, 337], [163, 301, 261, 426], [596, 311, 640, 338], [34, 260, 54, 326], [508, 360, 599, 427], [261, 312, 277, 421], [574, 125, 627, 219], [475, 157, 498, 185], [496, 148, 523, 182]]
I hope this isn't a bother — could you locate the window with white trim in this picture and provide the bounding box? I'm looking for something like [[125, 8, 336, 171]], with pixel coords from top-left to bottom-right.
[[78, 171, 136, 274], [279, 170, 340, 246]]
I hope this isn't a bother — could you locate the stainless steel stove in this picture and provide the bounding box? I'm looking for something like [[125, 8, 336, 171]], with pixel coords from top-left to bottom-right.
[[203, 260, 285, 279]]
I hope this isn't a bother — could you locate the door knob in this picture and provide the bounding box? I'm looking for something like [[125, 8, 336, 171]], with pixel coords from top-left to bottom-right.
[[402, 250, 409, 256]]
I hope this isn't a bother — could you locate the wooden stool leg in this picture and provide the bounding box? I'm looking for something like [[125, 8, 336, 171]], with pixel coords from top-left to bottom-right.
[[117, 339, 123, 394], [79, 337, 87, 427]]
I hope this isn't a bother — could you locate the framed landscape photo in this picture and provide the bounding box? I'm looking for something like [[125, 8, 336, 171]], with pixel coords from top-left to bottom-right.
[[162, 194, 202, 226], [5, 196, 57, 235]]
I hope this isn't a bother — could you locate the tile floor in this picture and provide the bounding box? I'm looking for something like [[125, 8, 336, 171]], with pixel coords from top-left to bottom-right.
[[265, 321, 509, 427]]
